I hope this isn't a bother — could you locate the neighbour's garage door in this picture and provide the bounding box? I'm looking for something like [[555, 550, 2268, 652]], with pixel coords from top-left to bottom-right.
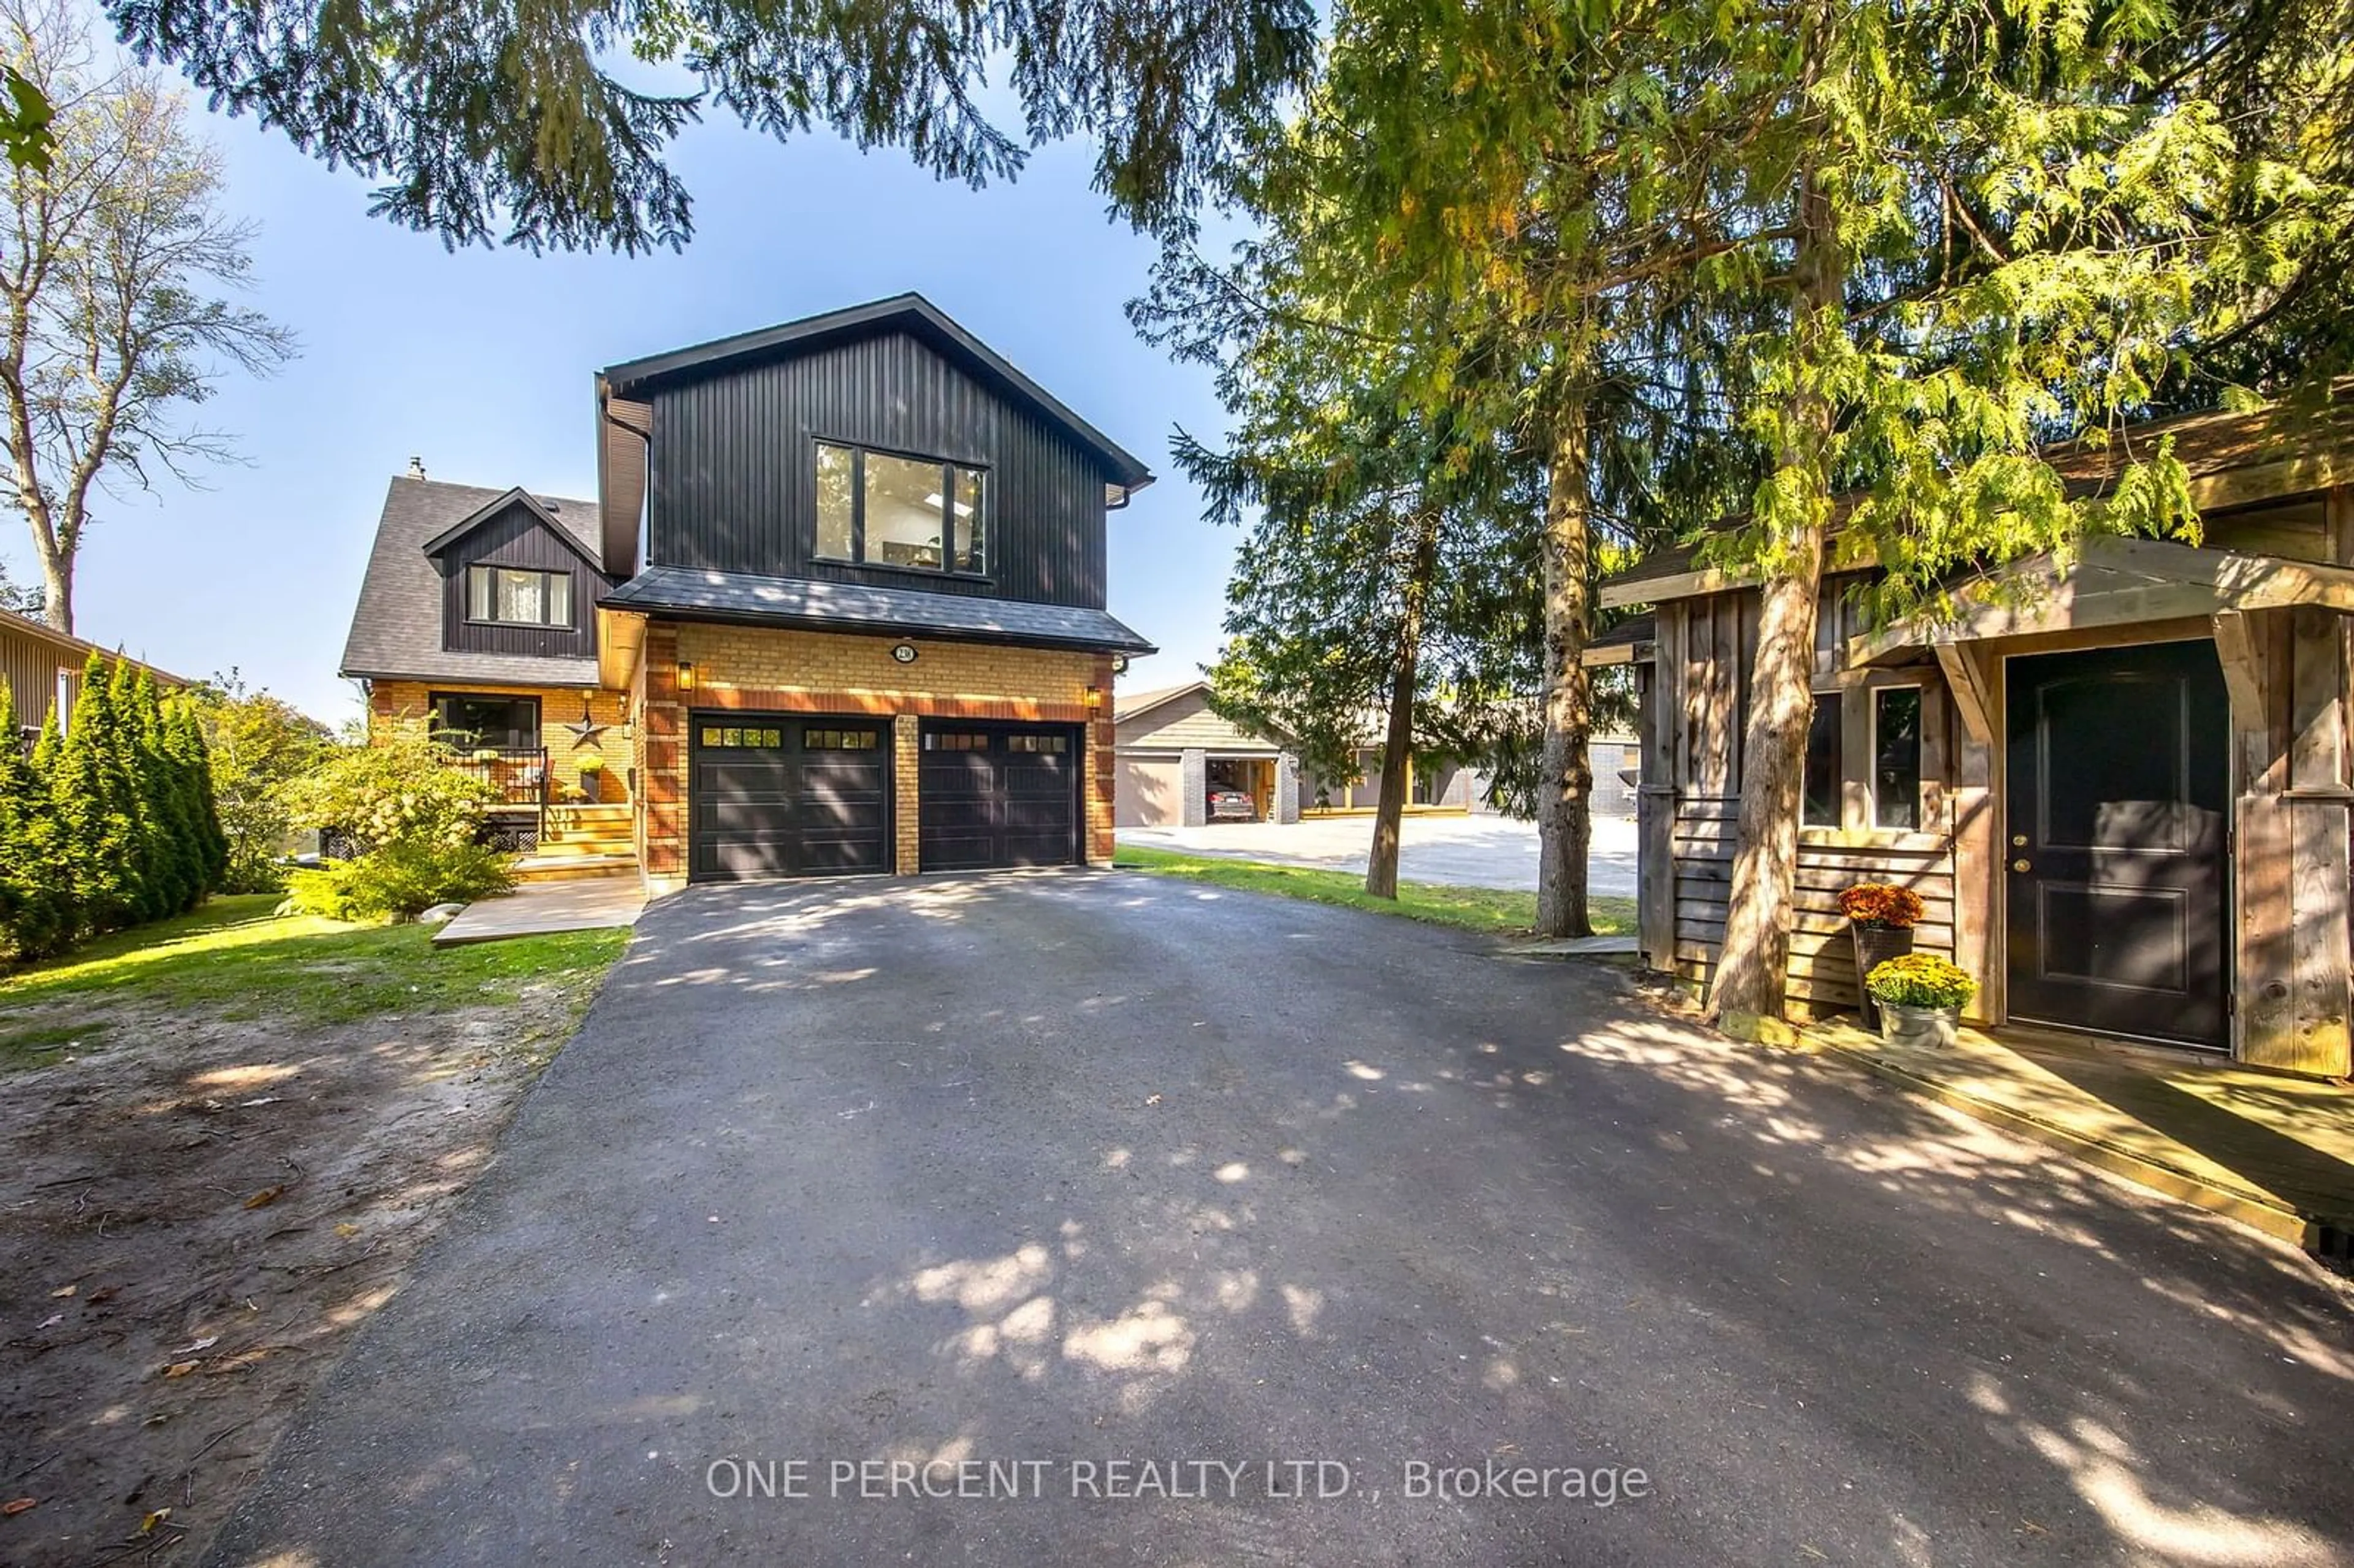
[[919, 722, 1083, 872], [690, 714, 889, 882]]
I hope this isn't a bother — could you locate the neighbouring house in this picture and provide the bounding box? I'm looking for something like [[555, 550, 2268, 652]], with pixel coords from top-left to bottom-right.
[[1, 604, 189, 745], [1113, 682, 1300, 826], [1113, 677, 1640, 826], [341, 293, 1157, 889], [1593, 389, 2354, 1078]]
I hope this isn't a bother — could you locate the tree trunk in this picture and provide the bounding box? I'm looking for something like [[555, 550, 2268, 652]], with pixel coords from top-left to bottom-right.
[[1708, 159, 1843, 1027], [1366, 509, 1439, 900], [39, 546, 70, 634], [1536, 397, 1595, 937]]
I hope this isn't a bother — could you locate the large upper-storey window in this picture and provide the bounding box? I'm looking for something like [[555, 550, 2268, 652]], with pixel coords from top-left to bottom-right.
[[466, 565, 573, 627], [815, 441, 986, 574]]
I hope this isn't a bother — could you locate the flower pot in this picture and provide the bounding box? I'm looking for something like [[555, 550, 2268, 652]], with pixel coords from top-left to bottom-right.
[[1849, 922, 1914, 1029], [1879, 1001, 1960, 1049], [579, 771, 604, 803]]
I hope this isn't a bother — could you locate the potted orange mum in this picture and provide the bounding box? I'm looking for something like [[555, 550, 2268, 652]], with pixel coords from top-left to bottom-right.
[[1839, 881, 1926, 1029]]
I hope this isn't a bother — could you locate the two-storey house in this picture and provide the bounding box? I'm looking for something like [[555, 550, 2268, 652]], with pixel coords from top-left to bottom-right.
[[340, 294, 1157, 892]]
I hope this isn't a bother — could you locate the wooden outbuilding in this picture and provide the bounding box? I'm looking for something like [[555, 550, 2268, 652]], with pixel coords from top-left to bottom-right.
[[1591, 392, 2354, 1077]]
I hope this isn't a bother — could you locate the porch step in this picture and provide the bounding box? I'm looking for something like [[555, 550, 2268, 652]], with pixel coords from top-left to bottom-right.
[[544, 803, 631, 824], [532, 833, 635, 857], [512, 851, 639, 884]]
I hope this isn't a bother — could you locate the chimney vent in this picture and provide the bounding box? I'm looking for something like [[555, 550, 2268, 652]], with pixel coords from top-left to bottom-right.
[[406, 455, 427, 480]]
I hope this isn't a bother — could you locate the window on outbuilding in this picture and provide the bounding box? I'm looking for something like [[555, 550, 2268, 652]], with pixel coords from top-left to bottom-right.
[[465, 565, 572, 627], [1802, 695, 1842, 828], [1873, 687, 1922, 829], [814, 440, 987, 575]]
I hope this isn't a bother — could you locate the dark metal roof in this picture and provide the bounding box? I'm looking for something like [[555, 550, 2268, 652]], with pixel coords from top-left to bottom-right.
[[603, 565, 1159, 655], [341, 477, 607, 687], [599, 293, 1156, 492]]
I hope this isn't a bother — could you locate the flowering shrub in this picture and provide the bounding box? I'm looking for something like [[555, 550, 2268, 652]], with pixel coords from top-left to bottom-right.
[[281, 721, 501, 856], [278, 721, 513, 919], [1838, 881, 1927, 929], [1865, 953, 1977, 1010]]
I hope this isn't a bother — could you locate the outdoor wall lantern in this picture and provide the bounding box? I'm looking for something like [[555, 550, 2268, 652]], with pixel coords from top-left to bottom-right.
[[1085, 685, 1104, 710], [677, 660, 696, 691]]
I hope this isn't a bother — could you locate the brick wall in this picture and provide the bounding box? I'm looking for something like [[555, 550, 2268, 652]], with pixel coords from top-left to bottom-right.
[[641, 623, 1116, 888], [367, 679, 633, 804]]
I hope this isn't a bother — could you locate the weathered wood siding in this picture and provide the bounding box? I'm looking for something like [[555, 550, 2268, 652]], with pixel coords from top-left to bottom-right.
[[1648, 592, 1963, 1019]]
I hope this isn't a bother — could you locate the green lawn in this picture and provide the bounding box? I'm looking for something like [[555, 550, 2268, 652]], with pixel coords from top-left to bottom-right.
[[1112, 845, 1635, 937], [0, 893, 630, 1037]]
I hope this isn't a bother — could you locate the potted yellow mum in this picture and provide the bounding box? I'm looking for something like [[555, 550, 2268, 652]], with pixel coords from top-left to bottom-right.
[[1865, 954, 1977, 1049]]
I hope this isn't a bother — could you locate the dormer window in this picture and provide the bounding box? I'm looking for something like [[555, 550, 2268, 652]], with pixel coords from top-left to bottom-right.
[[467, 565, 573, 627], [815, 441, 986, 574]]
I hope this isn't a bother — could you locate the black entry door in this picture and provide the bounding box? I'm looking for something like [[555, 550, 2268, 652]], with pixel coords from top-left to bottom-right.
[[918, 723, 1082, 871], [690, 715, 889, 881], [2004, 641, 2230, 1048]]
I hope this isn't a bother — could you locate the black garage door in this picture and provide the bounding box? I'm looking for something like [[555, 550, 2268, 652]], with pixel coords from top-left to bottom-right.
[[690, 715, 890, 882], [918, 722, 1083, 872]]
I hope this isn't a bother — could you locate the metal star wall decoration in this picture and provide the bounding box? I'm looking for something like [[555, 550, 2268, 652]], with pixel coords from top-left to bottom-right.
[[562, 702, 610, 748]]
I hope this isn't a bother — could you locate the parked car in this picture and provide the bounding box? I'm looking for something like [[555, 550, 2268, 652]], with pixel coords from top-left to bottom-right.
[[1208, 788, 1257, 821]]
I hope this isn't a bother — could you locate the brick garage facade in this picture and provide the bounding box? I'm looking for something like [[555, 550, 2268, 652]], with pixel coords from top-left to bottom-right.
[[367, 680, 633, 804], [637, 621, 1116, 891]]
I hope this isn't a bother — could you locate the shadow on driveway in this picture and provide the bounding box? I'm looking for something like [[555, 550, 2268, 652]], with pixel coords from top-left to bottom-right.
[[205, 871, 2354, 1567]]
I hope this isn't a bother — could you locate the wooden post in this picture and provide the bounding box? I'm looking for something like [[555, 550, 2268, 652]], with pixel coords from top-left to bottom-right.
[[1639, 607, 1683, 972], [1945, 644, 1998, 1025]]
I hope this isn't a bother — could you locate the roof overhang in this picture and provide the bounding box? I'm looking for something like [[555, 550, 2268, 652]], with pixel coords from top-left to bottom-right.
[[1847, 536, 2354, 666], [597, 604, 647, 693], [0, 606, 191, 687], [601, 565, 1159, 657], [1601, 387, 2354, 611]]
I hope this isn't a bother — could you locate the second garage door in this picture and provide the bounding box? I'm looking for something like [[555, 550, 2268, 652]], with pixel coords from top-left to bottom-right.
[[690, 715, 890, 881], [919, 722, 1083, 871]]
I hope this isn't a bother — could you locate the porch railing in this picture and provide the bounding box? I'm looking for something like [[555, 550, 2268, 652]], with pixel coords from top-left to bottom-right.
[[448, 745, 549, 850]]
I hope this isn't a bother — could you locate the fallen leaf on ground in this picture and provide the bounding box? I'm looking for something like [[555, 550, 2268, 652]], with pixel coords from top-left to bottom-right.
[[86, 1285, 118, 1304], [335, 1222, 361, 1238], [1, 1498, 36, 1516], [161, 1361, 200, 1379], [238, 1097, 280, 1108], [139, 1508, 171, 1533], [50, 1284, 75, 1298], [242, 1186, 285, 1209], [34, 1313, 61, 1330], [168, 1336, 218, 1356]]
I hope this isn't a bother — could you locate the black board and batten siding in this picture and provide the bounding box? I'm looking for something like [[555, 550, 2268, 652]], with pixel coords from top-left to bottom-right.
[[436, 502, 606, 661], [1647, 590, 1959, 1016], [644, 330, 1110, 608]]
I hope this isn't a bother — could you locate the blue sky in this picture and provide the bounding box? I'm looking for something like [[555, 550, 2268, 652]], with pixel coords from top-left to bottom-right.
[[4, 94, 1242, 726]]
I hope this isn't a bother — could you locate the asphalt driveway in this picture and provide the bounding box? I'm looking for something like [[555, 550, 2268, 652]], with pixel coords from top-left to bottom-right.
[[208, 873, 2353, 1566]]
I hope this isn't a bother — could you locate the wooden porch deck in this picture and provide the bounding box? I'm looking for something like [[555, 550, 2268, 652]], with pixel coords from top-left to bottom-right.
[[1801, 1018, 2354, 1255]]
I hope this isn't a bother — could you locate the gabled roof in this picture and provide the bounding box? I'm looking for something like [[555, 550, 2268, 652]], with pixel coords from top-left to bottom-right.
[[419, 486, 604, 571], [599, 292, 1157, 491], [1113, 681, 1208, 723], [601, 565, 1159, 655], [0, 605, 189, 687], [340, 477, 607, 688]]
